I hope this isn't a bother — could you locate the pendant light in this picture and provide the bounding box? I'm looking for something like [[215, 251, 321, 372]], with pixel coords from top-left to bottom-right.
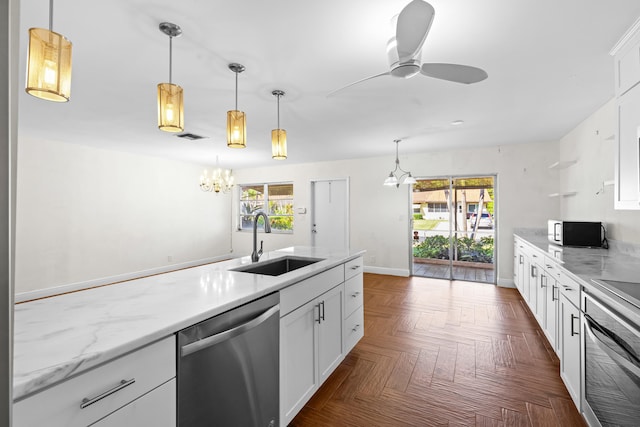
[[227, 63, 247, 148], [383, 139, 417, 188], [271, 90, 287, 160], [25, 0, 72, 102], [157, 22, 184, 133]]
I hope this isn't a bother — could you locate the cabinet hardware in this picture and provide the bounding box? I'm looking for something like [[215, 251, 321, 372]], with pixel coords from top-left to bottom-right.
[[519, 255, 524, 265], [80, 378, 136, 409], [531, 265, 537, 277], [541, 274, 546, 288], [570, 314, 579, 336], [316, 304, 322, 324], [351, 291, 360, 298], [350, 265, 360, 270], [552, 285, 558, 301], [352, 324, 361, 332], [320, 301, 325, 322]]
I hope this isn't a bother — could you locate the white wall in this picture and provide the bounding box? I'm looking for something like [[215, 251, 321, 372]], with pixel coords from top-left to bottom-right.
[[233, 140, 560, 285], [15, 137, 233, 295], [558, 98, 640, 242]]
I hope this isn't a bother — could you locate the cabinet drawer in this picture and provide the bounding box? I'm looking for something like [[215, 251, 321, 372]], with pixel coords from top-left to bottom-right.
[[14, 336, 176, 427], [344, 274, 363, 317], [344, 257, 364, 280], [557, 270, 581, 308], [344, 306, 364, 354], [280, 266, 343, 317]]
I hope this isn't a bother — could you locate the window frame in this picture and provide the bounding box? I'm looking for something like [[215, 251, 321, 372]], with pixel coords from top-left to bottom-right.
[[237, 182, 294, 234]]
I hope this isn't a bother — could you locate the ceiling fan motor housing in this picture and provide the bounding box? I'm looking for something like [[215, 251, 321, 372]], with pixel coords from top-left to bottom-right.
[[390, 61, 421, 78]]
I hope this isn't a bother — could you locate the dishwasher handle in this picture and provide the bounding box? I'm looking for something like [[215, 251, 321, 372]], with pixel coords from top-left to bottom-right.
[[181, 304, 280, 357]]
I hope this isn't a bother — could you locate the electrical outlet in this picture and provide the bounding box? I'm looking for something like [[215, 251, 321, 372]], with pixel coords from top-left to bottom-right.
[[167, 255, 173, 263]]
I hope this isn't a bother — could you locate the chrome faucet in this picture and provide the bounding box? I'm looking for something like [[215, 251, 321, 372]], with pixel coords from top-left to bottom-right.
[[251, 210, 272, 262]]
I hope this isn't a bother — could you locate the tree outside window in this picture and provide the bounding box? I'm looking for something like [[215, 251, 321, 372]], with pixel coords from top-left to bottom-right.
[[239, 183, 293, 232]]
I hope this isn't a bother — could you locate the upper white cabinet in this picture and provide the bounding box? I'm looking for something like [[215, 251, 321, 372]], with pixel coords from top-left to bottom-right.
[[612, 18, 640, 210]]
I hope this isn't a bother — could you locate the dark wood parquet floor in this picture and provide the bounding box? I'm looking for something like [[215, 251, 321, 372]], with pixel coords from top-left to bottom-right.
[[290, 274, 586, 427]]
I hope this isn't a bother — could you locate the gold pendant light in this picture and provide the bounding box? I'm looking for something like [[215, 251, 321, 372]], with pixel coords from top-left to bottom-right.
[[25, 0, 72, 102], [157, 22, 184, 133], [271, 90, 287, 160], [227, 63, 247, 148]]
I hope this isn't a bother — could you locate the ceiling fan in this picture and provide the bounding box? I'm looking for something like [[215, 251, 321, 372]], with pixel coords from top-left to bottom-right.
[[329, 0, 488, 96]]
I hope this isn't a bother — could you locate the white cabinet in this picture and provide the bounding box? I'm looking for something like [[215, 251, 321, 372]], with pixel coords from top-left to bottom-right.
[[343, 257, 364, 354], [91, 379, 176, 427], [14, 336, 176, 427], [279, 265, 346, 426], [557, 269, 582, 409], [542, 262, 558, 352], [280, 283, 344, 425], [612, 21, 640, 209]]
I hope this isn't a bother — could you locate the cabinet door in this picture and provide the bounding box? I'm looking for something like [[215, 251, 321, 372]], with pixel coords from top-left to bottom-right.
[[535, 265, 546, 325], [543, 275, 558, 352], [513, 242, 524, 294], [615, 82, 640, 209], [91, 379, 175, 427], [318, 284, 344, 383], [280, 299, 319, 425], [527, 261, 538, 314], [559, 294, 581, 407]]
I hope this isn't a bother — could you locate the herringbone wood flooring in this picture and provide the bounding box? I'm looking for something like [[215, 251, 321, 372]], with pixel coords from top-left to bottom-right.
[[290, 274, 586, 426]]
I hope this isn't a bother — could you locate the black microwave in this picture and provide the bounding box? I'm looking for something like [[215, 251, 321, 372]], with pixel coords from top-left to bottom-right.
[[547, 220, 602, 247]]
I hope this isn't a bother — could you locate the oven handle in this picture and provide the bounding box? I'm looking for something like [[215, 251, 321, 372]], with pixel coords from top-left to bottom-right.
[[584, 315, 640, 378], [181, 304, 280, 357]]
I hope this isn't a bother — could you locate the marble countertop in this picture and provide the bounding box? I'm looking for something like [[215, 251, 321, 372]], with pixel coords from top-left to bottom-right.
[[13, 246, 365, 401], [514, 229, 640, 308]]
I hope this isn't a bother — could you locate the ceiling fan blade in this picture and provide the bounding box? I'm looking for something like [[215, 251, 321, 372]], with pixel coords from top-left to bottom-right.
[[420, 63, 488, 84], [327, 72, 391, 97], [396, 0, 435, 61]]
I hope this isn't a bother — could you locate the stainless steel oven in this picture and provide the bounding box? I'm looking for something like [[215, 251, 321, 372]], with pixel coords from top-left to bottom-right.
[[582, 285, 640, 427]]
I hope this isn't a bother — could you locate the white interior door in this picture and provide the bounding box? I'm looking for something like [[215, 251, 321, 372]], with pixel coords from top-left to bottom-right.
[[310, 179, 349, 250]]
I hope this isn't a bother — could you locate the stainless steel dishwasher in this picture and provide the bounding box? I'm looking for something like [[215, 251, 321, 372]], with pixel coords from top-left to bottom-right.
[[177, 292, 280, 427]]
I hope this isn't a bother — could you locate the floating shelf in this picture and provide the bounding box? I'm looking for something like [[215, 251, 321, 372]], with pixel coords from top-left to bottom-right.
[[548, 160, 578, 170], [548, 192, 577, 198]]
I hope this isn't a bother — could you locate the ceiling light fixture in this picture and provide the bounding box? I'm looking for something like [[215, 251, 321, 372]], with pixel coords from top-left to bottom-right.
[[383, 139, 416, 188], [227, 63, 247, 148], [157, 22, 184, 133], [200, 156, 234, 194], [25, 0, 72, 102], [271, 90, 287, 160]]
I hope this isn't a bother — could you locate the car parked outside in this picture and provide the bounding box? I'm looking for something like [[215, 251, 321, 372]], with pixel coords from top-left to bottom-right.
[[469, 212, 493, 228]]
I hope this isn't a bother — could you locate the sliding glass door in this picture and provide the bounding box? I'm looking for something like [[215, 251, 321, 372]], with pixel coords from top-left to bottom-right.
[[412, 176, 496, 284]]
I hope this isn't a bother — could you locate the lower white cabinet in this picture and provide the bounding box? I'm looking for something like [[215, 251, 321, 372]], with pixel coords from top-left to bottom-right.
[[13, 336, 176, 427], [542, 270, 558, 352], [280, 283, 344, 426], [91, 379, 176, 427]]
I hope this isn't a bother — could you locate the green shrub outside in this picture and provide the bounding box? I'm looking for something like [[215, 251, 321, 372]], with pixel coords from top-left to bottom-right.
[[413, 213, 423, 220], [413, 235, 494, 263]]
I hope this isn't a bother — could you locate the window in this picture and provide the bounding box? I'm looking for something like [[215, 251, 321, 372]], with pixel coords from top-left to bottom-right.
[[427, 203, 449, 213], [239, 183, 294, 232]]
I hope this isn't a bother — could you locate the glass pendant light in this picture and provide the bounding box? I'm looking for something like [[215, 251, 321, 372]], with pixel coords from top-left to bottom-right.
[[383, 139, 416, 187], [157, 22, 184, 133], [227, 63, 247, 148], [25, 0, 72, 102], [271, 90, 287, 160]]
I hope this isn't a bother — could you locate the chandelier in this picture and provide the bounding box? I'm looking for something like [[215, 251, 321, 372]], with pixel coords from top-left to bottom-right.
[[383, 139, 416, 187], [200, 157, 234, 194]]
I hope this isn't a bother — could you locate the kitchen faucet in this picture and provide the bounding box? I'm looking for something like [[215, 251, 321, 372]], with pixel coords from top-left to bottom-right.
[[251, 210, 272, 262]]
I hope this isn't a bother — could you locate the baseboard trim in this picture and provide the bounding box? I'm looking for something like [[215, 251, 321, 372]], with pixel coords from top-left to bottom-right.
[[15, 254, 234, 303], [497, 277, 516, 288], [364, 266, 410, 277]]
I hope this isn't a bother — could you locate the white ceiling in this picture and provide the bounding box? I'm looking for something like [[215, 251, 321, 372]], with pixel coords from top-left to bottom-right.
[[17, 0, 640, 170]]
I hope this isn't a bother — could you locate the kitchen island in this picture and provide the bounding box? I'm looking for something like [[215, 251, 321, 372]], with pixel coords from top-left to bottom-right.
[[13, 246, 364, 404]]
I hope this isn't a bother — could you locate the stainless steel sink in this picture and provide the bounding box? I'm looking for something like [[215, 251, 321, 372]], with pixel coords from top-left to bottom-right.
[[231, 256, 324, 276]]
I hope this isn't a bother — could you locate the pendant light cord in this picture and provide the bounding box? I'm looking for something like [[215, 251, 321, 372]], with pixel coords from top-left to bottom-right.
[[49, 0, 53, 31], [276, 93, 280, 128], [235, 71, 238, 110], [168, 36, 173, 84]]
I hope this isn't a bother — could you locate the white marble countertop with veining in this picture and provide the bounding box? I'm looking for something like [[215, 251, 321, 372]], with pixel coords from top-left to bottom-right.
[[514, 229, 640, 307], [13, 246, 365, 401]]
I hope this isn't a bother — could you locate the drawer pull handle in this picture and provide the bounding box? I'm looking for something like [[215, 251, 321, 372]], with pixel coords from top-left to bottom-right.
[[352, 324, 361, 332], [80, 378, 136, 409], [350, 265, 361, 270], [351, 291, 361, 298]]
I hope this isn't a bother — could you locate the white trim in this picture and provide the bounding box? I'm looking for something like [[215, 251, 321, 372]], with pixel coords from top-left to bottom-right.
[[497, 277, 516, 288], [364, 265, 410, 277], [15, 255, 234, 303], [610, 16, 640, 56]]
